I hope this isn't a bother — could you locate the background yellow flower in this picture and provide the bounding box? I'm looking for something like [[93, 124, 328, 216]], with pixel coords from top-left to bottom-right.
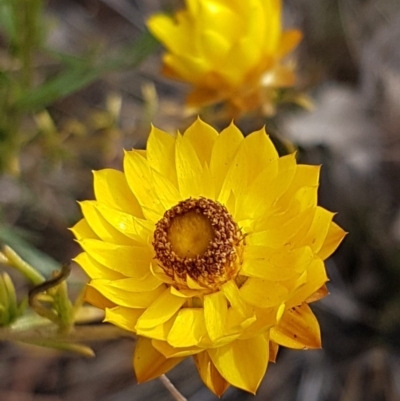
[[72, 118, 345, 396], [147, 0, 302, 116]]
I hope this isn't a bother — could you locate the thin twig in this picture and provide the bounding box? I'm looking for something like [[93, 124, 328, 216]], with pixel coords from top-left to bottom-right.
[[159, 374, 187, 401]]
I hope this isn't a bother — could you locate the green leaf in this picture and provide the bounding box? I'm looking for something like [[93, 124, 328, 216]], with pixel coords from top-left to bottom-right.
[[0, 225, 59, 276], [16, 31, 159, 112]]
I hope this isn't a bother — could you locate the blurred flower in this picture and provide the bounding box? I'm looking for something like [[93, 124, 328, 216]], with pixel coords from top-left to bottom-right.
[[72, 118, 345, 395], [147, 0, 302, 116]]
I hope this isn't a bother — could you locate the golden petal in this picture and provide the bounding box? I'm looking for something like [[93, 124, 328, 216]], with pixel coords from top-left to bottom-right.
[[261, 0, 281, 53], [183, 118, 218, 166], [152, 339, 203, 358], [147, 13, 194, 55], [78, 239, 152, 279], [147, 125, 177, 186], [194, 351, 229, 397], [163, 53, 210, 84], [268, 340, 280, 362], [286, 257, 328, 308], [240, 278, 288, 308], [94, 203, 153, 245], [247, 207, 315, 248], [306, 284, 329, 304], [318, 222, 347, 260], [93, 169, 142, 217], [123, 150, 164, 221], [167, 308, 207, 347], [175, 132, 205, 199], [294, 207, 335, 252], [137, 317, 175, 341], [222, 280, 253, 319], [280, 165, 320, 204], [270, 303, 321, 349], [70, 218, 97, 241], [136, 287, 186, 330], [79, 201, 133, 245], [278, 29, 303, 58], [242, 245, 314, 280], [89, 280, 165, 309], [208, 334, 269, 394], [210, 122, 243, 198], [204, 290, 228, 342], [84, 285, 115, 309], [133, 337, 185, 383], [74, 252, 124, 280], [150, 168, 182, 210], [104, 306, 144, 332]]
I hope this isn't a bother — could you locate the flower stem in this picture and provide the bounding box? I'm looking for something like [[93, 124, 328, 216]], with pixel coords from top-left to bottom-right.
[[159, 375, 187, 401]]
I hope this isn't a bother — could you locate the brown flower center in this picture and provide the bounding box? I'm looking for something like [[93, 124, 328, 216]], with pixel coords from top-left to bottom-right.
[[153, 198, 242, 290]]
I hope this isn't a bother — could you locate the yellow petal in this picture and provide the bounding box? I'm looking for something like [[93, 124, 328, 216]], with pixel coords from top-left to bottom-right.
[[183, 118, 218, 166], [93, 169, 142, 217], [146, 125, 177, 186], [84, 285, 115, 309], [242, 246, 314, 280], [248, 207, 315, 249], [217, 137, 250, 205], [208, 335, 269, 394], [286, 257, 328, 309], [167, 308, 207, 347], [200, 30, 231, 63], [79, 201, 133, 245], [222, 280, 252, 318], [162, 53, 210, 84], [175, 132, 204, 199], [318, 221, 347, 260], [194, 351, 229, 397], [137, 317, 175, 341], [78, 239, 152, 279], [133, 337, 185, 382], [239, 306, 277, 339], [70, 218, 98, 240], [104, 306, 144, 332], [152, 339, 203, 358], [123, 150, 164, 221], [261, 0, 281, 53], [89, 280, 165, 308], [96, 275, 162, 292], [136, 287, 186, 330], [210, 122, 243, 198], [269, 341, 280, 362], [150, 168, 182, 210], [240, 278, 288, 308], [270, 303, 321, 349], [306, 284, 329, 303], [204, 291, 228, 342], [244, 127, 279, 173], [147, 13, 194, 55], [278, 29, 302, 58], [74, 252, 124, 280], [280, 165, 320, 205], [246, 153, 297, 218], [94, 203, 153, 245]]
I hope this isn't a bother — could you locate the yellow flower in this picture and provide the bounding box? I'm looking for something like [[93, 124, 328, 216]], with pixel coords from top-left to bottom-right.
[[72, 118, 345, 396], [147, 0, 302, 116]]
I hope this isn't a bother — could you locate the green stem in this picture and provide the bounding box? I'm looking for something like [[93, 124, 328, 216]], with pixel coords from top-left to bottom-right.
[[2, 245, 44, 285]]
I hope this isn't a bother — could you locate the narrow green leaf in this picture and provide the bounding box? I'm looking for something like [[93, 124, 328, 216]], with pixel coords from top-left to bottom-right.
[[16, 31, 159, 112]]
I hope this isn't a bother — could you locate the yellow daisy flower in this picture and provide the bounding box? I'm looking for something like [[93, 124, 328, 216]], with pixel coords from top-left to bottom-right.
[[147, 0, 302, 116], [72, 118, 345, 396]]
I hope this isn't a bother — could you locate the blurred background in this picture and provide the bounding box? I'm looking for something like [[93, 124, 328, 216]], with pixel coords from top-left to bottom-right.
[[1, 0, 400, 400]]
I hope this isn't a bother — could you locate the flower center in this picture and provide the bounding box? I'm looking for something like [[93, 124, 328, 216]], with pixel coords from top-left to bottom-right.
[[153, 198, 242, 290]]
